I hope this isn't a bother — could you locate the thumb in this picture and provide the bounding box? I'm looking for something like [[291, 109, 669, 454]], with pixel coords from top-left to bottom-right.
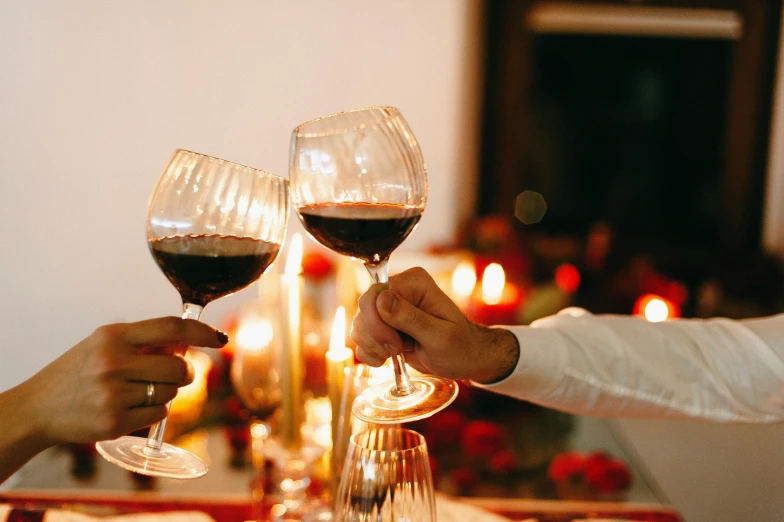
[[376, 289, 444, 346]]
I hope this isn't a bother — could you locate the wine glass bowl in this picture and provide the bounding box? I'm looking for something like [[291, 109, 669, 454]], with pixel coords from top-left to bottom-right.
[[230, 304, 283, 421], [334, 427, 436, 522], [290, 107, 458, 424], [96, 149, 289, 479]]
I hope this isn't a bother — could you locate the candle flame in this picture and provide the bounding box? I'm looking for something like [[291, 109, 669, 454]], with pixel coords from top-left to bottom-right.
[[235, 317, 274, 352], [329, 306, 347, 354], [643, 297, 670, 322], [634, 293, 679, 322], [284, 233, 303, 276], [452, 260, 477, 298], [482, 263, 505, 305]]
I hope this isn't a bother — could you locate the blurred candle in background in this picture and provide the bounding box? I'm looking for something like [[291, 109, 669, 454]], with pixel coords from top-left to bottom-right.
[[467, 263, 523, 325], [168, 350, 212, 430], [280, 233, 305, 450], [451, 260, 477, 310]]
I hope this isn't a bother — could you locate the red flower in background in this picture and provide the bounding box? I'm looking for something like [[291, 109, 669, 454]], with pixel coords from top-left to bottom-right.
[[547, 451, 586, 482], [302, 250, 334, 281], [489, 449, 518, 474], [421, 409, 467, 449], [584, 451, 632, 494], [461, 420, 507, 458], [450, 468, 478, 492], [548, 450, 632, 496]]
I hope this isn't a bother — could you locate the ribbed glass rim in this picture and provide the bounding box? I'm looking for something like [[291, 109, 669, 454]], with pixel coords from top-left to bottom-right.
[[350, 427, 427, 455], [292, 106, 403, 138], [173, 149, 286, 183]]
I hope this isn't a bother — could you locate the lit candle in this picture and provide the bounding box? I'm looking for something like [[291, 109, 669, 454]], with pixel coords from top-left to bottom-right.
[[466, 263, 523, 325], [451, 260, 477, 310], [634, 293, 680, 322], [231, 313, 275, 414], [326, 306, 354, 453], [280, 233, 304, 450]]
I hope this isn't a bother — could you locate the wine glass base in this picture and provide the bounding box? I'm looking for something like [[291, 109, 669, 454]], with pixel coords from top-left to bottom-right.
[[352, 375, 459, 424], [95, 436, 208, 479]]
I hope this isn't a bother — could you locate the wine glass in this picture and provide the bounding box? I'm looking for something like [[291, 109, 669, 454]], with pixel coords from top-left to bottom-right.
[[289, 106, 458, 424], [96, 149, 289, 479], [231, 302, 283, 431], [334, 427, 436, 522]]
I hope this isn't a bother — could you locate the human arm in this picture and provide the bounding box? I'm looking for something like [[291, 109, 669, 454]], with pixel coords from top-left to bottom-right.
[[350, 267, 784, 423], [0, 316, 228, 483]]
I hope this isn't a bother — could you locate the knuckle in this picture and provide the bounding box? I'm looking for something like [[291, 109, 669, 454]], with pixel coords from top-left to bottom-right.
[[95, 411, 124, 439], [357, 290, 375, 312], [93, 351, 123, 379], [403, 306, 422, 329], [356, 349, 383, 367], [403, 266, 430, 284], [161, 316, 186, 338], [92, 324, 123, 345], [175, 357, 193, 385]]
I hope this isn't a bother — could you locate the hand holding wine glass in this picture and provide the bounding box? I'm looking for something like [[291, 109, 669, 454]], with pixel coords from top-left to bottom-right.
[[289, 106, 458, 424], [96, 149, 289, 479]]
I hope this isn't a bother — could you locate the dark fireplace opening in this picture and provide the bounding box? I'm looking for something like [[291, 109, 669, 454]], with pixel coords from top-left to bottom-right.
[[524, 33, 732, 250]]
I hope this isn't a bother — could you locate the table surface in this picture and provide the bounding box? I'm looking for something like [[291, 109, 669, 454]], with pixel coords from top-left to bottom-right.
[[3, 416, 665, 506], [2, 416, 666, 504]]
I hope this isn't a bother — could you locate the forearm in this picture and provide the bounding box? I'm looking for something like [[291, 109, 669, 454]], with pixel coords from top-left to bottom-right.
[[475, 308, 784, 422], [0, 380, 51, 484]]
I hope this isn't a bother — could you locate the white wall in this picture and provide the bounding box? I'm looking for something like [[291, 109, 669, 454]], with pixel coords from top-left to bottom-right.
[[0, 0, 483, 390]]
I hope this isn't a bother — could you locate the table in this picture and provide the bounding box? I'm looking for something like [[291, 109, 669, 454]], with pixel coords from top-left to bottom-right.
[[0, 418, 681, 521]]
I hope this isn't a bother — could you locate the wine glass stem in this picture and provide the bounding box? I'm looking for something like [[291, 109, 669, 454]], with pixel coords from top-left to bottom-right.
[[145, 302, 203, 452], [365, 260, 415, 397]]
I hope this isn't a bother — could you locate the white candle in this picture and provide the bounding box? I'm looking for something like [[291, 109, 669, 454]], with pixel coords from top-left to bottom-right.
[[451, 260, 477, 310], [482, 263, 506, 305], [326, 306, 354, 451], [280, 233, 304, 450]]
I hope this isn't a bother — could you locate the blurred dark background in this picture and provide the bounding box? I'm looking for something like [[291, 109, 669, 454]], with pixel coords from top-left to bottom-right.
[[476, 0, 784, 318]]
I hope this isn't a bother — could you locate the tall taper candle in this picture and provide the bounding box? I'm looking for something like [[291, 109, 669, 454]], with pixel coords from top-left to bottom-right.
[[327, 306, 354, 451], [280, 233, 304, 450]]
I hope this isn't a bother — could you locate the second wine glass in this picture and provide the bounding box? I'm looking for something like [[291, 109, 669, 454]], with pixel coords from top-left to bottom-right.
[[96, 149, 289, 479], [289, 106, 458, 424]]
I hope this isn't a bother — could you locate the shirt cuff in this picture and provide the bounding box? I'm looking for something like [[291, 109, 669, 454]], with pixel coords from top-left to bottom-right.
[[471, 324, 569, 403]]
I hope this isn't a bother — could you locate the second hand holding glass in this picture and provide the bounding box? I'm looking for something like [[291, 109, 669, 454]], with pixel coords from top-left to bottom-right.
[[96, 149, 289, 479], [289, 106, 458, 424]]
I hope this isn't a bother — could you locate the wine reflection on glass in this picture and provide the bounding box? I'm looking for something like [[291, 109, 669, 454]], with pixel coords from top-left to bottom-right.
[[95, 149, 289, 479], [289, 106, 458, 425]]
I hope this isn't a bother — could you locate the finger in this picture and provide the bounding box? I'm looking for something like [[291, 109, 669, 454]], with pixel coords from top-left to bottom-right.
[[355, 348, 386, 367], [376, 289, 451, 346], [350, 315, 398, 356], [388, 267, 463, 321], [120, 317, 228, 349], [122, 354, 194, 385], [127, 381, 179, 409], [120, 405, 170, 434], [356, 284, 404, 352], [398, 350, 430, 375]]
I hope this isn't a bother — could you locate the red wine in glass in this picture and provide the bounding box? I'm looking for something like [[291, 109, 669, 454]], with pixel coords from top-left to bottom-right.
[[298, 203, 422, 265], [149, 234, 281, 307]]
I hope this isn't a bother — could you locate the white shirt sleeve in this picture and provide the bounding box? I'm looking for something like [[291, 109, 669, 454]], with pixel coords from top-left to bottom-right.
[[475, 308, 784, 422]]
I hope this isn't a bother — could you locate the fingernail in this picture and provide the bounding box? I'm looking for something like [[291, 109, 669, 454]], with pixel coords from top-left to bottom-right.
[[384, 344, 399, 356], [378, 290, 398, 314], [217, 330, 229, 345]]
